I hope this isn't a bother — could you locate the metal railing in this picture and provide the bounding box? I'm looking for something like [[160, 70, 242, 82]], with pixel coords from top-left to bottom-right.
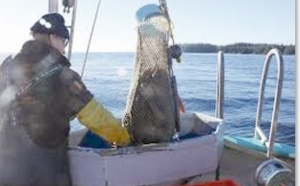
[[215, 51, 224, 180], [254, 48, 284, 158], [216, 51, 224, 119]]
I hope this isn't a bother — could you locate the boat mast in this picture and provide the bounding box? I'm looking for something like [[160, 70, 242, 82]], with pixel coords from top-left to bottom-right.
[[48, 0, 59, 13], [48, 0, 78, 61], [66, 0, 78, 61]]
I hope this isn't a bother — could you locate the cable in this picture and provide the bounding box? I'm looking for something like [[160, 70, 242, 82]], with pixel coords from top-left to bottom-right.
[[81, 0, 102, 77]]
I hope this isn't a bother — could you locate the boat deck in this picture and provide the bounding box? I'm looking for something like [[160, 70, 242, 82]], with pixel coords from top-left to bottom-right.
[[186, 141, 295, 186]]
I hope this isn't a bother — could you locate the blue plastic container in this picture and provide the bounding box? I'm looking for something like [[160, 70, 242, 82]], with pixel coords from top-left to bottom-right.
[[135, 4, 162, 23]]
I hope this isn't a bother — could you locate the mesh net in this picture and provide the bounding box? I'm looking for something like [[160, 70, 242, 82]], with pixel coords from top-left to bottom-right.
[[122, 13, 179, 144]]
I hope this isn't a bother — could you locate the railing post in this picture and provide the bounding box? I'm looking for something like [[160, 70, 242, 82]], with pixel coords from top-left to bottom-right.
[[215, 51, 224, 181], [254, 48, 284, 158], [216, 51, 224, 119]]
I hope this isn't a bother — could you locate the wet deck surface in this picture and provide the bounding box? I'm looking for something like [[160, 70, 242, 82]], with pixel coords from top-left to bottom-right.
[[187, 144, 295, 186], [191, 147, 266, 185]]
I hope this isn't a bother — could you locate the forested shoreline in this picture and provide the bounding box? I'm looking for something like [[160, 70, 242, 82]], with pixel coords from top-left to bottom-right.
[[179, 43, 295, 55]]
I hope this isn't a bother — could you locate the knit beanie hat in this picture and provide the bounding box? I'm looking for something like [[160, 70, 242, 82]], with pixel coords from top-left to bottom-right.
[[30, 13, 69, 39]]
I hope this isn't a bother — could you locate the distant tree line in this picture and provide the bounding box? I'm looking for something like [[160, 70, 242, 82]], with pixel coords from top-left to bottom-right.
[[179, 43, 295, 55]]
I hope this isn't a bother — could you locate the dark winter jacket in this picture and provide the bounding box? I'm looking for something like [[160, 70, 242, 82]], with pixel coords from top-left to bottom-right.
[[0, 40, 93, 186]]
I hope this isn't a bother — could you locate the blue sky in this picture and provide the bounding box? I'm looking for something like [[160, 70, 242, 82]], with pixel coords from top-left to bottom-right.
[[0, 0, 295, 52]]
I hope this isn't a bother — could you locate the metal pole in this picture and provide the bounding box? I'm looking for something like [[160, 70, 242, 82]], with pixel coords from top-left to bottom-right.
[[48, 0, 59, 13], [216, 51, 224, 119], [215, 51, 224, 181], [67, 0, 78, 61]]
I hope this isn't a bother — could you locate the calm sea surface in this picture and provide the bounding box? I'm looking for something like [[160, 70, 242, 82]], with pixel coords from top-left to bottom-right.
[[0, 52, 295, 146]]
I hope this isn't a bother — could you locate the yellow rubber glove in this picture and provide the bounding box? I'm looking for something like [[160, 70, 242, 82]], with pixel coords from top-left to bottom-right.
[[77, 99, 130, 147]]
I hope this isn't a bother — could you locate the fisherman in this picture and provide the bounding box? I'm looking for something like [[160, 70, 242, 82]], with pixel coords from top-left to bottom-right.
[[0, 13, 130, 186]]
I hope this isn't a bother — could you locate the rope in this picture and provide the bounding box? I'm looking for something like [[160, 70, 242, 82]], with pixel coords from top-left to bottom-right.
[[158, 0, 175, 45], [81, 0, 102, 77], [158, 0, 180, 62]]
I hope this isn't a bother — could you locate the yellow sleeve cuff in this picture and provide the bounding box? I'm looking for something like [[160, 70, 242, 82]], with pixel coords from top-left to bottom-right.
[[77, 99, 130, 147]]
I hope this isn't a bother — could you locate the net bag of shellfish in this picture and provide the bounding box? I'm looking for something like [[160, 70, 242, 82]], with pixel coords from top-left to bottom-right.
[[122, 4, 182, 145]]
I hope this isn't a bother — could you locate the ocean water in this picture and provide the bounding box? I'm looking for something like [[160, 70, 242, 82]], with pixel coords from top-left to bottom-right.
[[0, 52, 295, 146]]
